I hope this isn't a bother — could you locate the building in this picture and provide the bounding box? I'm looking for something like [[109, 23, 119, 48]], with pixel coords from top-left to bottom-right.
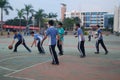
[[114, 6, 120, 33], [81, 12, 108, 28], [63, 10, 114, 28], [65, 10, 81, 18], [104, 14, 114, 28], [61, 3, 66, 21]]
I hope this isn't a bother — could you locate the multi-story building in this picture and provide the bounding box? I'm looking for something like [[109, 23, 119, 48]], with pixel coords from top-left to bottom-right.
[[114, 6, 120, 33], [81, 12, 108, 28], [65, 10, 81, 18], [104, 14, 114, 28], [64, 11, 114, 28], [61, 3, 66, 21]]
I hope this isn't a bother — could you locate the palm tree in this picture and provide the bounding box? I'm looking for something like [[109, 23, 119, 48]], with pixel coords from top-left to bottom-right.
[[47, 12, 57, 20], [35, 9, 47, 28], [15, 9, 25, 31], [0, 0, 13, 35], [23, 4, 35, 26], [47, 12, 58, 26]]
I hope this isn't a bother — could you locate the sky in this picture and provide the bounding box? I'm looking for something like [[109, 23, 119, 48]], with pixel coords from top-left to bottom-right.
[[2, 0, 120, 21]]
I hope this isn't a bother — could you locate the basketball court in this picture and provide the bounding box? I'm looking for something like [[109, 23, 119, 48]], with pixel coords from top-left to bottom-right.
[[0, 35, 120, 80]]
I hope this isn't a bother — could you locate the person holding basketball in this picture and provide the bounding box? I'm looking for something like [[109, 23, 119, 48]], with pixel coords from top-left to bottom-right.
[[9, 30, 31, 52]]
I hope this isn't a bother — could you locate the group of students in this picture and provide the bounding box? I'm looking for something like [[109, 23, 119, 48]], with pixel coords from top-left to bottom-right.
[[9, 20, 108, 65], [75, 24, 108, 58], [9, 20, 64, 65]]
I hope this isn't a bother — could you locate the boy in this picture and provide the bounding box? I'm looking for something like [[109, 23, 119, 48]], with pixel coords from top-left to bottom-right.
[[42, 20, 59, 65], [75, 23, 86, 58], [57, 22, 64, 56], [95, 25, 108, 55], [10, 30, 31, 52], [30, 31, 45, 54]]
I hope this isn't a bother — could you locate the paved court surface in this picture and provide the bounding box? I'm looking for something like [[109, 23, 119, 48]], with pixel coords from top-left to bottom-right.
[[0, 34, 120, 80]]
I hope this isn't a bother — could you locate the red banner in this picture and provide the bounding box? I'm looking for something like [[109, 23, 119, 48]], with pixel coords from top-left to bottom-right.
[[3, 25, 40, 30]]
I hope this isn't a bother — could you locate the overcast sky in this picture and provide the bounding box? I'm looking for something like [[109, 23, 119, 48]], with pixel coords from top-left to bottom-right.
[[2, 0, 120, 21]]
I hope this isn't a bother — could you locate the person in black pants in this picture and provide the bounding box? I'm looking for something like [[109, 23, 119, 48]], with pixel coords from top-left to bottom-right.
[[88, 30, 92, 41], [75, 23, 86, 58], [57, 22, 64, 56], [95, 25, 108, 55], [42, 20, 59, 65], [30, 31, 45, 54], [10, 30, 31, 52]]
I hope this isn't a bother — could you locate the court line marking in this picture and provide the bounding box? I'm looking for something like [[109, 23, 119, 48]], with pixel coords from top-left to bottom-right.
[[0, 54, 48, 63], [4, 56, 63, 80], [4, 75, 34, 80], [0, 56, 33, 63], [4, 60, 51, 80], [0, 66, 17, 71]]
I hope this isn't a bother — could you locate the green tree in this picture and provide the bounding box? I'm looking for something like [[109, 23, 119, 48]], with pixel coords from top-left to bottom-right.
[[23, 4, 35, 26], [73, 17, 81, 23], [34, 9, 47, 28], [47, 12, 57, 19], [63, 18, 74, 30], [5, 19, 26, 26], [15, 9, 25, 31], [47, 12, 58, 26], [0, 0, 13, 35], [108, 17, 114, 33], [108, 17, 113, 27]]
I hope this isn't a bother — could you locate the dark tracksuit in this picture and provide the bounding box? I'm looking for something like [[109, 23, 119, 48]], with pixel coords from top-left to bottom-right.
[[34, 34, 45, 53], [95, 29, 108, 53], [13, 33, 31, 52], [46, 26, 59, 64], [37, 40, 45, 53], [78, 41, 86, 57], [57, 40, 63, 55], [77, 28, 86, 57]]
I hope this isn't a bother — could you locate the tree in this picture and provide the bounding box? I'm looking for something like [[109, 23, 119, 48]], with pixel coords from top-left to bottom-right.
[[47, 12, 58, 25], [34, 9, 47, 28], [0, 0, 13, 35], [108, 17, 114, 33], [108, 17, 113, 27], [73, 17, 81, 24], [5, 19, 26, 26], [47, 12, 57, 19], [15, 9, 25, 31], [62, 18, 74, 30], [23, 4, 35, 26]]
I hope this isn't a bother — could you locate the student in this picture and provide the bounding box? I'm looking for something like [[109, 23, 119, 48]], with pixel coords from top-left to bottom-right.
[[7, 29, 10, 38], [95, 25, 108, 55], [88, 30, 92, 41], [30, 31, 45, 54], [75, 23, 86, 58], [42, 20, 59, 65], [57, 22, 64, 56], [10, 30, 31, 52]]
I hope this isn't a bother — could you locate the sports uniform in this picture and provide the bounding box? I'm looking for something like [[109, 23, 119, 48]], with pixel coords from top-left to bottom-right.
[[13, 33, 31, 52], [77, 28, 86, 58]]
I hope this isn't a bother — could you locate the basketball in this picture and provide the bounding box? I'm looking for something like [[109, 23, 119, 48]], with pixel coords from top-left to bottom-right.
[[8, 45, 13, 50]]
